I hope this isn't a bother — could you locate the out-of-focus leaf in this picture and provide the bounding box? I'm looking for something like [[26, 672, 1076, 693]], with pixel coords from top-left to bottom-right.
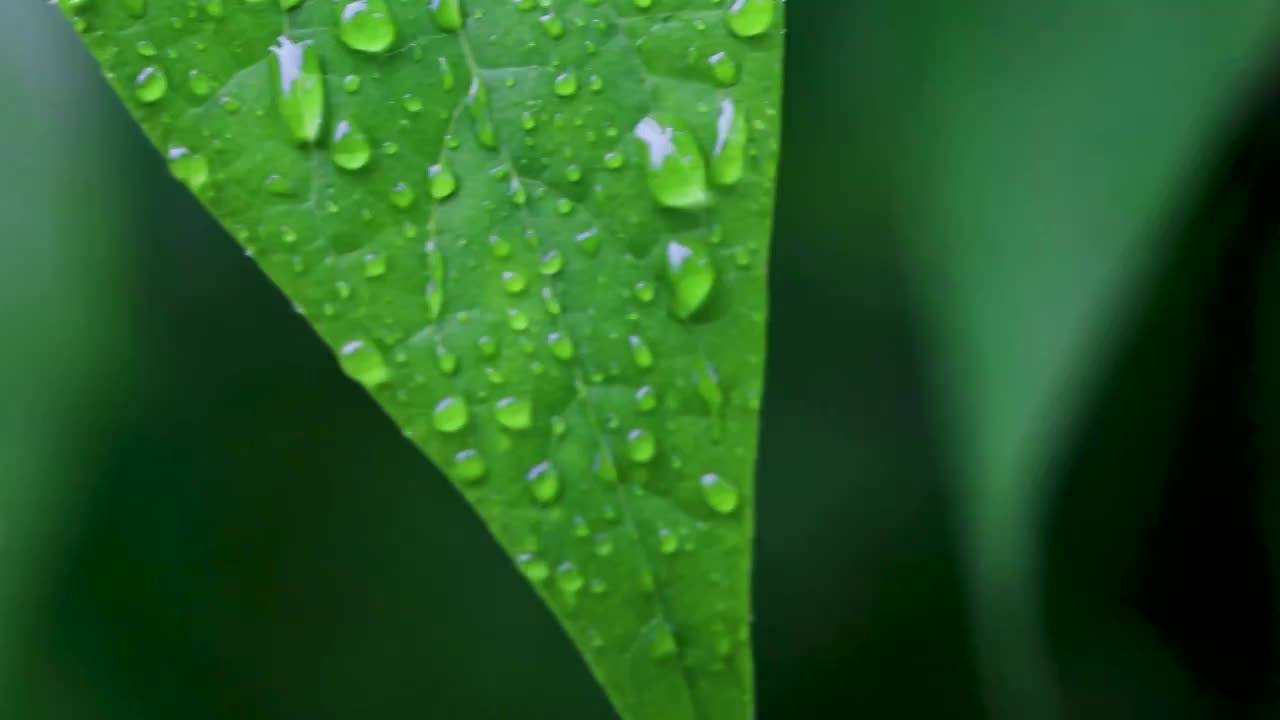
[[900, 3, 1280, 716], [0, 1, 130, 708]]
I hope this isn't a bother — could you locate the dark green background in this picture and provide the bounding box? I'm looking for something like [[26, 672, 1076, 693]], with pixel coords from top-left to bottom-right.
[[5, 2, 1280, 718]]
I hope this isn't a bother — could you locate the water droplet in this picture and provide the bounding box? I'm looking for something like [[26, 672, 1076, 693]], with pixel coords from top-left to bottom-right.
[[633, 115, 709, 209], [330, 118, 372, 170], [362, 252, 388, 278], [700, 473, 739, 514], [435, 343, 459, 374], [726, 0, 774, 38], [501, 270, 527, 295], [539, 12, 565, 38], [628, 335, 655, 369], [708, 51, 739, 87], [425, 240, 446, 320], [389, 182, 415, 208], [517, 552, 550, 582], [338, 339, 390, 388], [124, 0, 145, 17], [433, 395, 469, 433], [452, 448, 487, 483], [438, 56, 456, 90], [695, 360, 724, 437], [665, 240, 716, 319], [553, 71, 579, 97], [635, 385, 658, 412], [428, 161, 457, 199], [650, 625, 677, 660], [712, 99, 748, 185], [658, 527, 679, 555], [626, 428, 657, 464], [547, 331, 575, 361], [338, 0, 396, 53], [430, 0, 463, 32], [495, 395, 533, 430], [134, 66, 167, 104], [526, 462, 561, 504], [166, 146, 209, 191], [466, 78, 498, 149], [201, 0, 224, 17], [539, 249, 564, 276], [555, 562, 585, 596], [186, 68, 212, 96], [270, 36, 325, 143]]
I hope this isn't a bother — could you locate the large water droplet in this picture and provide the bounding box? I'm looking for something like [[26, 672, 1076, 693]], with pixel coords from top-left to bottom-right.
[[712, 99, 747, 186], [466, 77, 498, 149], [428, 161, 457, 199], [433, 395, 469, 433], [430, 0, 463, 31], [726, 0, 774, 38], [134, 66, 167, 104], [338, 0, 396, 53], [338, 339, 390, 388], [452, 448, 487, 483], [633, 115, 709, 209], [700, 472, 739, 514], [166, 146, 209, 191], [665, 239, 716, 319], [270, 36, 325, 143]]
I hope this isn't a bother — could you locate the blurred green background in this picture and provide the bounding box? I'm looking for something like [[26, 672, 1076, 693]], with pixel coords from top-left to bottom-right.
[[6, 1, 1280, 718]]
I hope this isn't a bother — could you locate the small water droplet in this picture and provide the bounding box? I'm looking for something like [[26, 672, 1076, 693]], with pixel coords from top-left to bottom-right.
[[650, 625, 677, 660], [726, 0, 775, 38], [665, 240, 717, 319], [527, 462, 561, 504], [626, 428, 657, 464], [425, 240, 446, 320], [555, 562, 585, 596], [517, 552, 550, 582], [547, 331, 575, 361], [495, 395, 533, 430], [658, 527, 679, 555], [628, 335, 655, 369], [330, 118, 372, 170]]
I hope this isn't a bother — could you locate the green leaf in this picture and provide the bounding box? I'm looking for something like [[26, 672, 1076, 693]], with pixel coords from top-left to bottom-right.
[[60, 1, 782, 718]]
